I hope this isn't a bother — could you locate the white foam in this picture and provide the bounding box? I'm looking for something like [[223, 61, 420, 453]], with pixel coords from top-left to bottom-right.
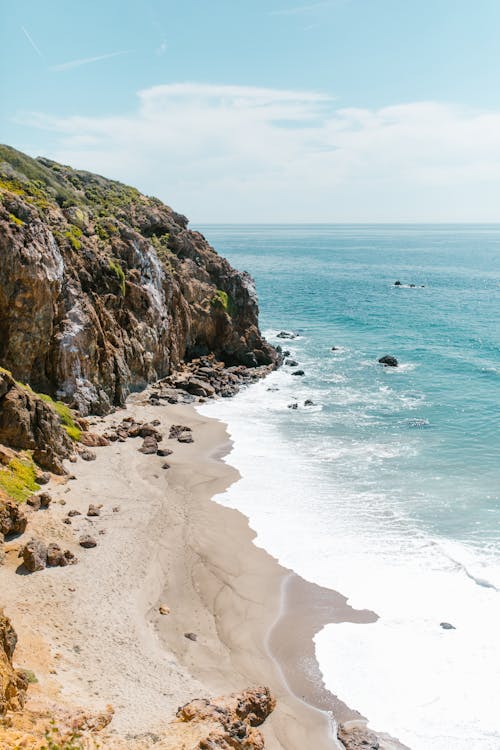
[[198, 384, 500, 750]]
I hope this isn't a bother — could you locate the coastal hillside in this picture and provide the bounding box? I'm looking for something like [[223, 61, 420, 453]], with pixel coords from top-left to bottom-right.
[[0, 145, 277, 416]]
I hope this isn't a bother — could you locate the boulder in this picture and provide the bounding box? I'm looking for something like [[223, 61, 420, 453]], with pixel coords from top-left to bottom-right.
[[139, 436, 158, 454], [80, 449, 97, 461], [394, 280, 402, 286], [285, 359, 298, 367], [87, 504, 101, 517], [127, 424, 163, 440], [46, 543, 77, 567], [157, 448, 173, 457], [79, 432, 110, 447], [20, 538, 47, 572], [169, 424, 192, 440], [304, 399, 315, 406], [79, 534, 97, 549], [178, 433, 194, 444], [39, 492, 52, 508], [291, 370, 305, 376], [276, 331, 297, 339], [0, 501, 27, 537], [440, 622, 456, 630], [287, 403, 298, 410], [338, 723, 381, 749], [378, 355, 398, 367]]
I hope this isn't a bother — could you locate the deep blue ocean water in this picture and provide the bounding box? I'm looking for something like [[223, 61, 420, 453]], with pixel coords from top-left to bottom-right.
[[196, 225, 500, 750]]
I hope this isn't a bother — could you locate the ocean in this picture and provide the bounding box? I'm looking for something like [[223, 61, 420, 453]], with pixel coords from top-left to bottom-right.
[[195, 224, 500, 750]]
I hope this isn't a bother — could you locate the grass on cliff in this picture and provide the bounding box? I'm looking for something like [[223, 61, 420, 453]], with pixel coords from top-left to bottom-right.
[[108, 259, 126, 295], [37, 394, 82, 441], [40, 722, 100, 750], [0, 455, 40, 502], [211, 289, 230, 312]]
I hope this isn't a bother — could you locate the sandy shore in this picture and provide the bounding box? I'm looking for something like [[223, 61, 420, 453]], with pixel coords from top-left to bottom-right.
[[0, 391, 405, 749]]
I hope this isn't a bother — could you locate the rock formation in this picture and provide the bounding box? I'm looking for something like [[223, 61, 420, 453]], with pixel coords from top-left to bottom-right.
[[0, 611, 28, 715], [0, 145, 278, 416]]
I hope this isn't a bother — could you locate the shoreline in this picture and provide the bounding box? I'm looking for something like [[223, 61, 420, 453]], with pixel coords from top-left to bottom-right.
[[0, 390, 406, 749]]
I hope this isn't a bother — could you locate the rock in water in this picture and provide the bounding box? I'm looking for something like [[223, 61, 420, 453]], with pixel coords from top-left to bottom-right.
[[292, 370, 305, 376], [378, 355, 398, 367]]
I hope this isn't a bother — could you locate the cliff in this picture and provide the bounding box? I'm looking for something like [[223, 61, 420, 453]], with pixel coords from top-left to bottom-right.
[[0, 145, 277, 416]]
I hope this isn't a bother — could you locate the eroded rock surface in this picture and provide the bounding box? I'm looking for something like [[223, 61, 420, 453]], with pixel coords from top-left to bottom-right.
[[0, 145, 278, 416]]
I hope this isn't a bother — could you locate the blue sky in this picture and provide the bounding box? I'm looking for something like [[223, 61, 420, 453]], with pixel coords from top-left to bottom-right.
[[2, 0, 500, 221]]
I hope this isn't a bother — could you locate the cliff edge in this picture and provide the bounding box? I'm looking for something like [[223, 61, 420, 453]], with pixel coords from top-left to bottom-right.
[[0, 145, 277, 415]]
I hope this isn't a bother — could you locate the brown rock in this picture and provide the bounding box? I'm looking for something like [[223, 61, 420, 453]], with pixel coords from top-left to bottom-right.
[[0, 610, 28, 714], [157, 447, 173, 457], [0, 371, 72, 474], [20, 538, 47, 572], [39, 492, 52, 508], [159, 605, 170, 615], [79, 534, 97, 548], [338, 723, 381, 749], [35, 472, 50, 484], [184, 632, 198, 641], [169, 424, 192, 440], [67, 509, 81, 517], [178, 433, 194, 444], [79, 432, 110, 447], [86, 504, 101, 517], [139, 435, 158, 454], [80, 449, 97, 462], [0, 501, 28, 537]]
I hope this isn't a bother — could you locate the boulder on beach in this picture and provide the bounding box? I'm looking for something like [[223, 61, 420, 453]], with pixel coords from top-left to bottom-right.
[[378, 355, 398, 367], [20, 539, 47, 572], [0, 501, 27, 537], [79, 534, 97, 549], [139, 436, 158, 454]]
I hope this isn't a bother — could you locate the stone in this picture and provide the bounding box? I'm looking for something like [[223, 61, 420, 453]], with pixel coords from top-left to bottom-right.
[[35, 472, 50, 485], [331, 346, 338, 351], [79, 432, 110, 447], [338, 723, 381, 749], [159, 605, 170, 615], [139, 435, 158, 454], [128, 424, 163, 440], [80, 449, 97, 461], [440, 622, 456, 630], [276, 331, 297, 339], [67, 509, 81, 517], [26, 495, 41, 511], [378, 355, 398, 367], [394, 280, 402, 286], [39, 492, 52, 508], [161, 462, 171, 470], [169, 424, 192, 440], [184, 632, 198, 641], [79, 535, 97, 549], [0, 500, 27, 537], [287, 403, 298, 410], [112, 506, 120, 513], [157, 448, 173, 457], [87, 504, 101, 517], [20, 538, 47, 572], [178, 433, 194, 444], [304, 399, 315, 406], [285, 359, 298, 367], [46, 543, 76, 567], [291, 370, 305, 376]]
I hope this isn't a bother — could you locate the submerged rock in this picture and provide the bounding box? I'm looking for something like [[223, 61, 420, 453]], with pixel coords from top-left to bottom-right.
[[291, 369, 305, 376], [277, 331, 297, 339]]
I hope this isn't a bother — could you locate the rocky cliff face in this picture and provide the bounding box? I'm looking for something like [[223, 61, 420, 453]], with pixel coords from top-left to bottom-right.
[[0, 145, 277, 415]]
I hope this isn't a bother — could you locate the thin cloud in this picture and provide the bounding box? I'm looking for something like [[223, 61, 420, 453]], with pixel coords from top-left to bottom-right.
[[21, 26, 44, 59], [269, 1, 336, 16], [17, 84, 500, 222], [51, 50, 129, 72]]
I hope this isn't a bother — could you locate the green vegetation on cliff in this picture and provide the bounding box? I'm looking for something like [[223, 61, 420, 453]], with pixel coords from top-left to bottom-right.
[[0, 455, 40, 502]]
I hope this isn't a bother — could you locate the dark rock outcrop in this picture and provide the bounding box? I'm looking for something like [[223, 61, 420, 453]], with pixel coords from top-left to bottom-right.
[[378, 355, 398, 367], [0, 145, 278, 416]]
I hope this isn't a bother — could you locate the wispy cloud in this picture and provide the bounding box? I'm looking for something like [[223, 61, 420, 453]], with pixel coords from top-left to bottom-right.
[[17, 83, 500, 222], [269, 1, 336, 16], [21, 26, 44, 59], [50, 50, 129, 72]]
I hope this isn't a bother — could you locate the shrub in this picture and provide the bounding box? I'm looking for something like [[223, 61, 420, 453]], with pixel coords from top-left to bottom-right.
[[8, 212, 23, 226], [211, 289, 229, 311], [108, 259, 126, 296], [64, 224, 82, 250]]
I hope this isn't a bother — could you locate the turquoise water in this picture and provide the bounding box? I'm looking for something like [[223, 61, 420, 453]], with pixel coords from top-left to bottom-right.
[[196, 224, 500, 749]]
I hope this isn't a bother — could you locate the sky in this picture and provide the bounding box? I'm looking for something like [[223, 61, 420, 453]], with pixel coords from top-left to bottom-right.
[[2, 0, 500, 222]]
